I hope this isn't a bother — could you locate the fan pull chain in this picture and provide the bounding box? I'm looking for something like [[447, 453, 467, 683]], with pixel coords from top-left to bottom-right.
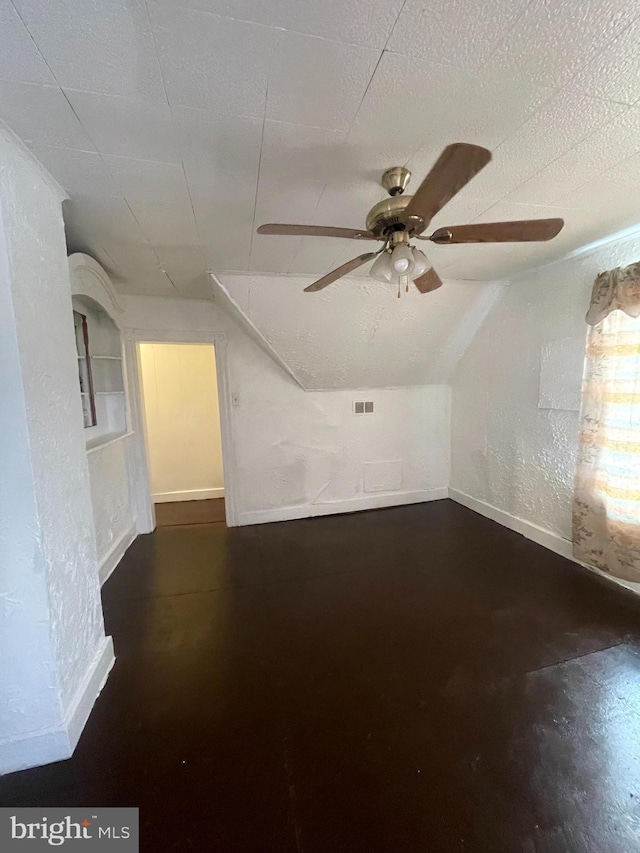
[[398, 274, 409, 298]]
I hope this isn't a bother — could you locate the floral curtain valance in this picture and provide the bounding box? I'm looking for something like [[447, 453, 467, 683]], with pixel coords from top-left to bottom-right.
[[586, 262, 640, 326]]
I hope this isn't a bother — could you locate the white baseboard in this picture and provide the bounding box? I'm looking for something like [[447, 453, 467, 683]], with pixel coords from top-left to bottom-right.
[[448, 488, 640, 598], [99, 524, 136, 586], [237, 487, 449, 526], [0, 636, 115, 776], [153, 487, 225, 503]]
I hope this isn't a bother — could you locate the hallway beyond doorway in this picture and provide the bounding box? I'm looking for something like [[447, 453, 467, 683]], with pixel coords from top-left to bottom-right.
[[155, 498, 226, 527]]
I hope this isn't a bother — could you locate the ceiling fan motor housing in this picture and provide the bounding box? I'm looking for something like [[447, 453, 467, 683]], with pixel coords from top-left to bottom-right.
[[366, 194, 425, 238]]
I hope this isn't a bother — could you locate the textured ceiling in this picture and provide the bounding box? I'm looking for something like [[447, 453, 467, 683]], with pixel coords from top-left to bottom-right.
[[1, 0, 640, 297], [217, 273, 504, 389]]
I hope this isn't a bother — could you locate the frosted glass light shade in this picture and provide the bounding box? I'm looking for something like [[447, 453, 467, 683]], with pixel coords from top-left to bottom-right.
[[391, 244, 414, 274], [411, 248, 430, 278], [370, 251, 393, 282]]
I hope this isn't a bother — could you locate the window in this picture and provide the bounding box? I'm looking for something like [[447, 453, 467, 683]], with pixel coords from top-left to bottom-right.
[[73, 310, 97, 428]]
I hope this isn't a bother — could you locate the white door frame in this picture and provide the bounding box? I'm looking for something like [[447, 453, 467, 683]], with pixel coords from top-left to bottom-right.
[[123, 329, 239, 530]]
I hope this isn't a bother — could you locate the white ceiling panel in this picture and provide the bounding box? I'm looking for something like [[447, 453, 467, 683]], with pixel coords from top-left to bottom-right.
[[154, 0, 403, 49], [103, 155, 188, 200], [12, 0, 166, 101], [484, 0, 637, 88], [150, 4, 272, 115], [172, 273, 212, 299], [30, 145, 117, 195], [288, 237, 353, 276], [63, 195, 150, 251], [127, 196, 200, 247], [348, 51, 464, 147], [248, 232, 304, 274], [467, 91, 627, 203], [386, 0, 530, 70], [426, 66, 555, 151], [427, 196, 493, 233], [0, 80, 95, 149], [266, 31, 380, 131], [259, 120, 345, 185], [568, 18, 640, 106], [172, 107, 262, 166], [504, 108, 640, 206], [3, 0, 640, 292], [0, 0, 55, 85], [310, 180, 382, 231], [154, 243, 207, 279], [336, 130, 420, 186], [201, 219, 253, 272], [64, 90, 178, 162]]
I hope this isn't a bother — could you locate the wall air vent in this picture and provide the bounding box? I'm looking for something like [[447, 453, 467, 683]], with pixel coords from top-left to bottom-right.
[[353, 401, 374, 414]]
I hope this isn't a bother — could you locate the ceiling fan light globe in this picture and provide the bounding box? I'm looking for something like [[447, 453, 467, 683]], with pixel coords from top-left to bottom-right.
[[390, 244, 414, 276], [411, 248, 430, 278], [370, 251, 393, 282]]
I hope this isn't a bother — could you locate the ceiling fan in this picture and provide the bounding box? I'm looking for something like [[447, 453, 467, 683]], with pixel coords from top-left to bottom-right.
[[257, 143, 564, 295]]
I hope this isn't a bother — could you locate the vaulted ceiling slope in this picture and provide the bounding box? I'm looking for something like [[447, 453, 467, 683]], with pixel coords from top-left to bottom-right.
[[1, 0, 640, 297], [217, 274, 503, 389]]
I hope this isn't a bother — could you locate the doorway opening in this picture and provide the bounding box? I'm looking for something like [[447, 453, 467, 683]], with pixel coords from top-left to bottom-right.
[[138, 342, 226, 527]]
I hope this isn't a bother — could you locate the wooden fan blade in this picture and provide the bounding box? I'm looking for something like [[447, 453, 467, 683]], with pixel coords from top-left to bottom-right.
[[428, 218, 564, 244], [304, 253, 377, 292], [404, 143, 492, 230], [257, 223, 376, 240], [413, 267, 443, 294]]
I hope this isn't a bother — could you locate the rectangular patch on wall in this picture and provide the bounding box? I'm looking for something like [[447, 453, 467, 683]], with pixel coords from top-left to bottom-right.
[[364, 460, 402, 493], [538, 336, 585, 412]]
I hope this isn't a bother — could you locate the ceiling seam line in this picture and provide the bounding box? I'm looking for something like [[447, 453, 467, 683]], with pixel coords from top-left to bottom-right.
[[56, 87, 164, 270], [8, 0, 61, 85], [247, 78, 270, 269], [473, 103, 634, 220], [149, 3, 398, 52], [145, 0, 206, 280], [344, 0, 407, 135], [473, 0, 537, 73], [142, 0, 171, 108], [286, 182, 331, 274]]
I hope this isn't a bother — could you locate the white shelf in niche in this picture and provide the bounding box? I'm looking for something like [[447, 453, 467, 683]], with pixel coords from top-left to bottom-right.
[[92, 355, 122, 360], [86, 430, 133, 453], [95, 391, 125, 396]]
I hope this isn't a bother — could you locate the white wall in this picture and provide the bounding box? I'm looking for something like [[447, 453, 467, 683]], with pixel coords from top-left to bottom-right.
[[451, 229, 640, 560], [120, 295, 451, 524], [219, 273, 501, 389], [139, 343, 224, 502], [0, 125, 113, 774], [87, 438, 135, 583]]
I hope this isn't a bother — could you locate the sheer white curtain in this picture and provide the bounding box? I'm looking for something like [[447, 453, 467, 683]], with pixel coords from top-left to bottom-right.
[[573, 264, 640, 581]]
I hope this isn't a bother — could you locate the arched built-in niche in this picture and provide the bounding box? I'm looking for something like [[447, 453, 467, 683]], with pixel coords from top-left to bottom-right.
[[69, 254, 136, 584], [69, 254, 127, 448]]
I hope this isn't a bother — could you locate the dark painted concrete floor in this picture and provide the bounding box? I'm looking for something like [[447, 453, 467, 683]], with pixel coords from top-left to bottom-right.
[[2, 500, 640, 852]]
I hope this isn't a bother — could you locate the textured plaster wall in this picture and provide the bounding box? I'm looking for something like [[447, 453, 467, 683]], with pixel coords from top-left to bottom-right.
[[88, 440, 134, 564], [451, 230, 640, 541], [0, 124, 108, 746], [120, 294, 451, 518], [218, 274, 501, 389]]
